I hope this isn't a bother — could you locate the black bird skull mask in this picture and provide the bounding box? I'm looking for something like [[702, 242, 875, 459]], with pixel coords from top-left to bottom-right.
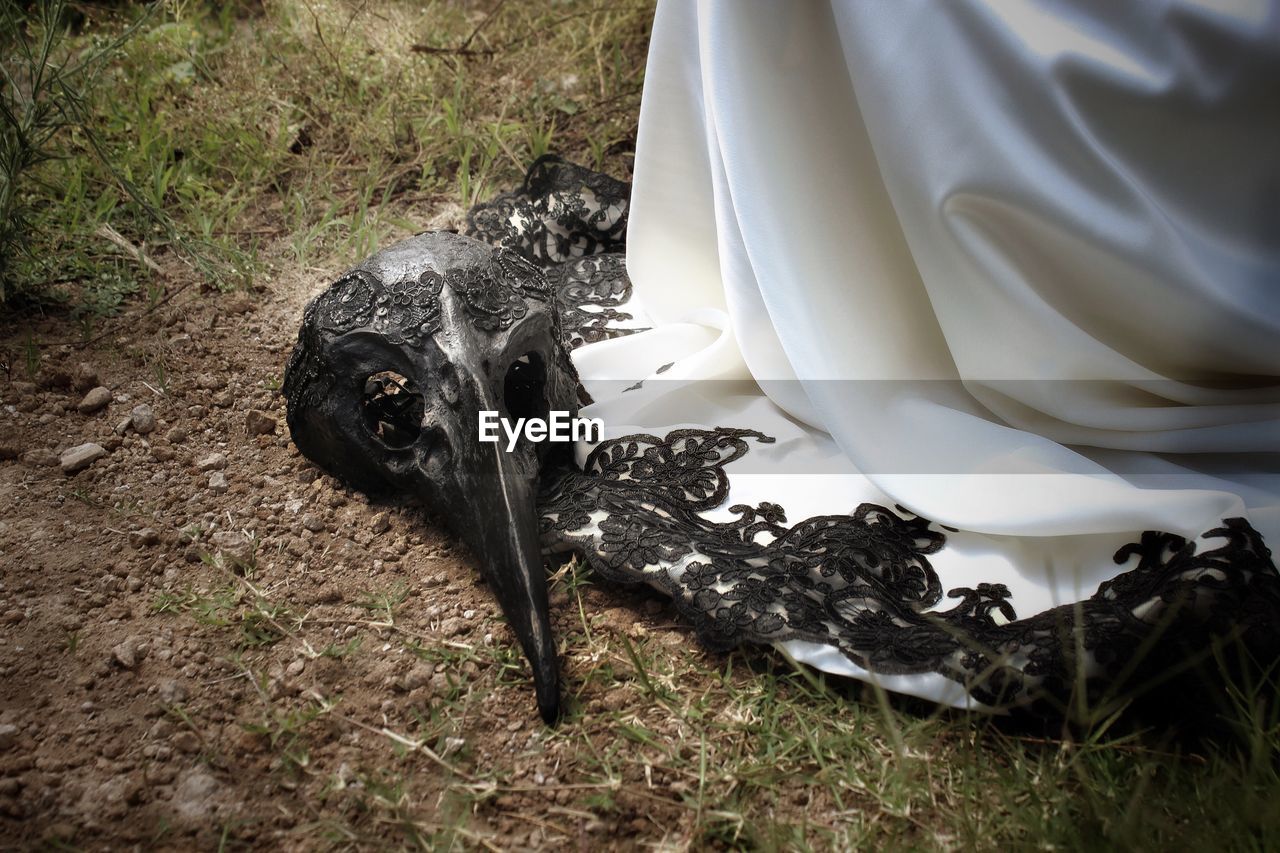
[[282, 231, 580, 723]]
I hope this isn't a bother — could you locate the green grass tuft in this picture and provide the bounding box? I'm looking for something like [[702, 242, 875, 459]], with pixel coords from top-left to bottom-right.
[[2, 0, 651, 320]]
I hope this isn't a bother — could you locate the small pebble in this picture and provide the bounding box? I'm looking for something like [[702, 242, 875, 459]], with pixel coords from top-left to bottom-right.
[[60, 443, 106, 474], [112, 641, 138, 670], [72, 363, 99, 392], [129, 528, 160, 549], [130, 403, 156, 434], [196, 452, 227, 472], [210, 530, 252, 568], [245, 410, 277, 436], [157, 679, 188, 705], [76, 386, 112, 414], [402, 663, 435, 690]]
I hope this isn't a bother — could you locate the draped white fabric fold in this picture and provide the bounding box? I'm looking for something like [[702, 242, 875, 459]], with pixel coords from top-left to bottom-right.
[[575, 0, 1280, 701], [622, 0, 1279, 542]]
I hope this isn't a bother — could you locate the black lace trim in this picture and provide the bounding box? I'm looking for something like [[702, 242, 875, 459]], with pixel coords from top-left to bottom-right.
[[546, 254, 648, 350], [466, 154, 630, 266], [304, 246, 550, 347], [537, 428, 1280, 711], [469, 158, 1280, 713], [466, 158, 643, 351], [282, 239, 563, 422]]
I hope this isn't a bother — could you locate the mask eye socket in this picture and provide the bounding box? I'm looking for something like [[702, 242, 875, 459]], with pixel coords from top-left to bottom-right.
[[504, 352, 549, 422], [362, 370, 424, 448]]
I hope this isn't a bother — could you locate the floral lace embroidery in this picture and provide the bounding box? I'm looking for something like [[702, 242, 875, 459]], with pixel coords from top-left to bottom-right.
[[304, 247, 551, 345], [467, 158, 1280, 713], [282, 243, 566, 422], [467, 154, 630, 266], [546, 254, 647, 349], [536, 428, 1280, 712]]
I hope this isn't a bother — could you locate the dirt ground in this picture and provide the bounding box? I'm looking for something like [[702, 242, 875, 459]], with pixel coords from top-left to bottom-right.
[[6, 217, 1280, 853], [0, 212, 712, 849]]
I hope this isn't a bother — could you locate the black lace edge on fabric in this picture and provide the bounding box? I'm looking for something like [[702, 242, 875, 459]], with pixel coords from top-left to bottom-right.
[[466, 157, 1280, 714], [466, 154, 630, 268], [536, 427, 1280, 713]]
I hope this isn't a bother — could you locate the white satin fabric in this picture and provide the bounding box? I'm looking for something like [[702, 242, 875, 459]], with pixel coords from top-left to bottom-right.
[[573, 0, 1280, 705]]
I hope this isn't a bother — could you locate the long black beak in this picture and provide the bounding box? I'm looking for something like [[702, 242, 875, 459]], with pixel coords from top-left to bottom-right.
[[445, 374, 560, 724]]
